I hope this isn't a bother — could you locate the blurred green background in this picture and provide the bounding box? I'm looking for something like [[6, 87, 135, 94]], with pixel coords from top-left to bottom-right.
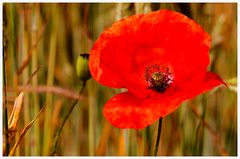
[[2, 3, 237, 156]]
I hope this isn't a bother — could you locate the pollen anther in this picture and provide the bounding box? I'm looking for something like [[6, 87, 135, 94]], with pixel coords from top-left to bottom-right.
[[145, 64, 174, 92]]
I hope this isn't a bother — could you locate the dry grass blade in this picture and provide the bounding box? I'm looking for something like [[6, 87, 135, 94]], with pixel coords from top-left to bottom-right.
[[17, 22, 46, 76], [9, 105, 45, 156], [8, 92, 24, 132], [4, 66, 40, 155], [7, 85, 83, 100], [20, 85, 83, 100], [25, 66, 41, 85]]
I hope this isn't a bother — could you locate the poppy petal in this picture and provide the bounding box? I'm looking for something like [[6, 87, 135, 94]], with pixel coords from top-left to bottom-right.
[[89, 10, 211, 95], [143, 72, 225, 118], [103, 92, 158, 129], [181, 72, 226, 99], [131, 10, 211, 85], [103, 90, 189, 129], [103, 72, 225, 129], [89, 41, 123, 88]]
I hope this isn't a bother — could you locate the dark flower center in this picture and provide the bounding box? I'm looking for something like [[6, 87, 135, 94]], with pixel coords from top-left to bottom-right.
[[145, 64, 174, 93]]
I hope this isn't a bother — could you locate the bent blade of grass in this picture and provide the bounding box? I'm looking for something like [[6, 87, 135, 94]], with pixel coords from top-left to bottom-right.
[[9, 105, 45, 156], [8, 92, 24, 132]]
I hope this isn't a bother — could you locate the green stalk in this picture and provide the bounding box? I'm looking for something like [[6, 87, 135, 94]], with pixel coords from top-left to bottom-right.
[[127, 129, 131, 155], [43, 4, 58, 155], [200, 96, 207, 155], [31, 4, 40, 155], [128, 129, 137, 155], [123, 129, 128, 155], [7, 4, 17, 77], [146, 126, 151, 155], [141, 130, 146, 156], [3, 17, 9, 155], [88, 79, 96, 155], [19, 4, 30, 155]]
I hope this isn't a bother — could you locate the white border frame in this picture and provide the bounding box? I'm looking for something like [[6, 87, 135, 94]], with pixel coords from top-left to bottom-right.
[[0, 1, 239, 158]]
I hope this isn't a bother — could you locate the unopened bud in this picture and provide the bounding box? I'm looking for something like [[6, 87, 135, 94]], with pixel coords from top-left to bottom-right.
[[76, 53, 91, 81]]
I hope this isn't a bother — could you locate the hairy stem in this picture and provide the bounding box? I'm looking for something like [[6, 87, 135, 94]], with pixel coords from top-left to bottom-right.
[[154, 117, 163, 156], [50, 81, 86, 155]]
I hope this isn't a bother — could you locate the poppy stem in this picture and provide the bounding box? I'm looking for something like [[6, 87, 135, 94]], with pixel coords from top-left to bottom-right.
[[50, 80, 86, 155], [154, 117, 163, 156]]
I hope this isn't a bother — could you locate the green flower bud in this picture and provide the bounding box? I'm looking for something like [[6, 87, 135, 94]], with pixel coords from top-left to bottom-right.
[[76, 53, 91, 81]]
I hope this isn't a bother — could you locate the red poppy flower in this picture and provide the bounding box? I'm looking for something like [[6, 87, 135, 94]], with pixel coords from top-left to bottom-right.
[[89, 10, 225, 129]]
